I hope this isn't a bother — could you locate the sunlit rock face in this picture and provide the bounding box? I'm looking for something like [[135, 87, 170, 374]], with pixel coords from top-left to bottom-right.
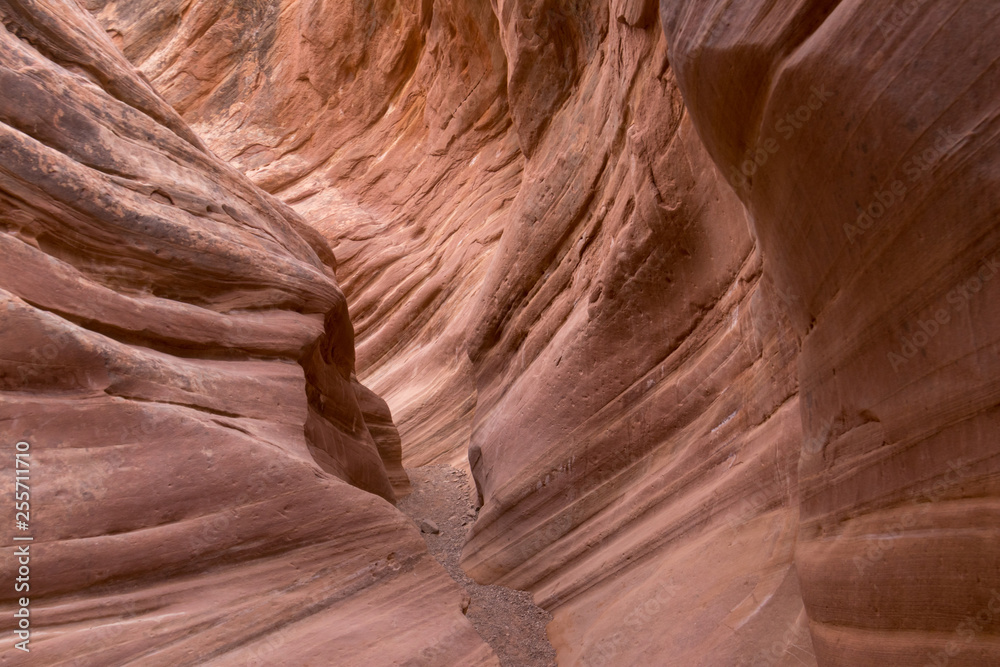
[[460, 5, 812, 665], [0, 1, 496, 663], [660, 1, 1000, 665], [88, 2, 811, 663], [86, 0, 998, 665], [87, 0, 525, 469]]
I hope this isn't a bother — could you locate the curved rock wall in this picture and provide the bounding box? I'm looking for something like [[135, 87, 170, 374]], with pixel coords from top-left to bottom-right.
[[87, 2, 815, 663], [0, 1, 494, 663], [660, 2, 1000, 664], [81, 0, 998, 665], [87, 0, 525, 467], [460, 6, 813, 665]]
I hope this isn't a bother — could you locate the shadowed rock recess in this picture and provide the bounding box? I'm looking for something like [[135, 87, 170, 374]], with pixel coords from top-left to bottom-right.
[[0, 0, 996, 665]]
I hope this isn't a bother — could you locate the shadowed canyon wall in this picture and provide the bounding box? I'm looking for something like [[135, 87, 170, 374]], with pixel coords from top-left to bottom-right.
[[14, 0, 997, 665], [660, 2, 1000, 664], [87, 0, 816, 664], [0, 1, 496, 663]]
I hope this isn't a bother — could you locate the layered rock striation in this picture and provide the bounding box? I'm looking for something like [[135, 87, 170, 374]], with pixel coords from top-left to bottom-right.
[[660, 2, 1000, 664], [87, 0, 525, 468], [78, 1, 1000, 666], [89, 1, 812, 663], [0, 1, 495, 663]]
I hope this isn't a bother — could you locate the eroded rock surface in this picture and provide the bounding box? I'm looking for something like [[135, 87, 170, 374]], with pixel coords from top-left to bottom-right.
[[398, 465, 557, 667], [660, 2, 1000, 664], [0, 1, 493, 664], [81, 1, 999, 666], [87, 0, 524, 468], [90, 2, 812, 663]]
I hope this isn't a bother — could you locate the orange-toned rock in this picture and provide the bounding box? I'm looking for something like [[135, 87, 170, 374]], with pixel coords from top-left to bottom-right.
[[85, 1, 999, 665], [459, 7, 813, 662], [660, 2, 1000, 665], [88, 0, 523, 469], [0, 1, 494, 663], [85, 1, 810, 664], [87, 2, 812, 664]]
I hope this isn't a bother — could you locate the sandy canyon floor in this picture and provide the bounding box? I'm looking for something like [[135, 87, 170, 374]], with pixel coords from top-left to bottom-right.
[[398, 465, 557, 667]]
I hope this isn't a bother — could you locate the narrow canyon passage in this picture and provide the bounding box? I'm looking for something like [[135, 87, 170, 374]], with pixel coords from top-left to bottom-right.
[[0, 1, 997, 666], [398, 465, 557, 667]]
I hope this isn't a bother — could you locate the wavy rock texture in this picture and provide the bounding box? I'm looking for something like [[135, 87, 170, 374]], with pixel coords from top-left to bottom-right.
[[87, 0, 999, 666], [87, 1, 814, 664], [660, 2, 1000, 665], [0, 1, 496, 664], [460, 7, 814, 665], [86, 0, 524, 468]]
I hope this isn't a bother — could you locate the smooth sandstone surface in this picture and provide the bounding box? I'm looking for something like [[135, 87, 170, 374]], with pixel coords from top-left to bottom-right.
[[89, 1, 813, 664], [50, 0, 1000, 665], [0, 1, 494, 664], [87, 0, 525, 469], [660, 2, 1000, 664]]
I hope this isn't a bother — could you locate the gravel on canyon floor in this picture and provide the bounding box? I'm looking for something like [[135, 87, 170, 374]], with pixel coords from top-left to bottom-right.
[[398, 465, 557, 667]]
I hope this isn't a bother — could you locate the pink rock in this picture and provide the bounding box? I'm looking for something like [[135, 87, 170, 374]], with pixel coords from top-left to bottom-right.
[[0, 1, 495, 663], [78, 1, 1000, 665]]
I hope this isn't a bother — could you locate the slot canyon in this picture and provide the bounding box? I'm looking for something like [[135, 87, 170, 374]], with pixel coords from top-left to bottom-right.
[[1, 0, 998, 665]]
